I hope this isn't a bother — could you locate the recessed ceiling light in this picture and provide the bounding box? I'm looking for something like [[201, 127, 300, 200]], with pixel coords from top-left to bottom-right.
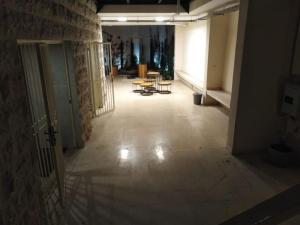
[[117, 17, 127, 22], [155, 17, 165, 22]]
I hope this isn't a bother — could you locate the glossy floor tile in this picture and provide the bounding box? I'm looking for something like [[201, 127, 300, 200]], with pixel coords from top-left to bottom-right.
[[64, 77, 300, 225]]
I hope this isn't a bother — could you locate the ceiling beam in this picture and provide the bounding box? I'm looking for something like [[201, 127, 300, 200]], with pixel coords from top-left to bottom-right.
[[98, 4, 187, 14], [189, 0, 239, 15]]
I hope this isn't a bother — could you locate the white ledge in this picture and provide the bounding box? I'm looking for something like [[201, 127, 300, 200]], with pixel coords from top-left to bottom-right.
[[207, 89, 231, 108], [175, 70, 203, 92]]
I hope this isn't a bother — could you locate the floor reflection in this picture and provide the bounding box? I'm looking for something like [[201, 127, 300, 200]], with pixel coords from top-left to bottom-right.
[[155, 145, 165, 161], [120, 149, 129, 160], [63, 78, 300, 225]]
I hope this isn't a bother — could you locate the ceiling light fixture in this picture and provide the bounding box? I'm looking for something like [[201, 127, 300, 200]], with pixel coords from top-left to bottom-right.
[[155, 17, 165, 22], [117, 17, 127, 22]]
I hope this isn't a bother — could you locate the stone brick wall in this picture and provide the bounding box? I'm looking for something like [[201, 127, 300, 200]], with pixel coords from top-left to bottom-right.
[[73, 42, 93, 141], [1, 0, 101, 142], [2, 0, 100, 40], [0, 41, 44, 225], [0, 0, 101, 224]]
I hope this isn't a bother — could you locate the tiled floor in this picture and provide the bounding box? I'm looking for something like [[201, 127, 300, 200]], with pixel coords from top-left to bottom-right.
[[64, 77, 300, 225]]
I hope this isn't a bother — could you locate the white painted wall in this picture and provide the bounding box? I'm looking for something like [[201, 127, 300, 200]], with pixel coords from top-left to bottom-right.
[[174, 25, 184, 80], [206, 11, 239, 92], [206, 15, 229, 90], [229, 0, 300, 154], [222, 11, 239, 93], [175, 21, 208, 88]]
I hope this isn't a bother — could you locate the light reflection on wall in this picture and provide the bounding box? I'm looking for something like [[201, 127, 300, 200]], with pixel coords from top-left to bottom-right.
[[175, 21, 208, 88]]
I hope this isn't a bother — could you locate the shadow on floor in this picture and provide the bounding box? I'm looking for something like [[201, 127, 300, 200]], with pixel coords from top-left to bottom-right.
[[235, 153, 300, 189], [219, 184, 300, 225], [63, 171, 195, 225], [62, 150, 300, 225]]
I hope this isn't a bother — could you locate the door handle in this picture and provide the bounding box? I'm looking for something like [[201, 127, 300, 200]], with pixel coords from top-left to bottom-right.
[[44, 126, 58, 146]]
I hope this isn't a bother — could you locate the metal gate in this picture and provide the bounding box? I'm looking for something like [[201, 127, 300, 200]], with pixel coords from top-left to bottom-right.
[[19, 43, 64, 224], [87, 42, 115, 117]]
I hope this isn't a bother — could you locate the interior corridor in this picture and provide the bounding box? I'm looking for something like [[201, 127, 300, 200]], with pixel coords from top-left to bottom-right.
[[64, 78, 300, 225]]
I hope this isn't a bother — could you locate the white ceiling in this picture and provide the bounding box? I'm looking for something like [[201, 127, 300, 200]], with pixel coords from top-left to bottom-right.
[[99, 0, 240, 26]]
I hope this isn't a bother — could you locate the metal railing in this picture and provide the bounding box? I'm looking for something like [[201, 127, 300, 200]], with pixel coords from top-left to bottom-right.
[[87, 42, 115, 117]]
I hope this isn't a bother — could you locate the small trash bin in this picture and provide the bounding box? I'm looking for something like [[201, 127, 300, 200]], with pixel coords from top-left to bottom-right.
[[193, 92, 202, 105]]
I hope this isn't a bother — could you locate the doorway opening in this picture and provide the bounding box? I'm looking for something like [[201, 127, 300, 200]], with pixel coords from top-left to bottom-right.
[[103, 25, 175, 80], [19, 43, 66, 224]]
